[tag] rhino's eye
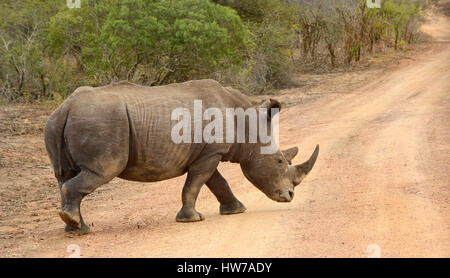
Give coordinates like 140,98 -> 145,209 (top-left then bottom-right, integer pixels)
278,159 -> 283,164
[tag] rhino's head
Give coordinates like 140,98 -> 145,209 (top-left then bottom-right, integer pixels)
240,99 -> 319,202
241,145 -> 319,202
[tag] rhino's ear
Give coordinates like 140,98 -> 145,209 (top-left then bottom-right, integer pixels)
282,146 -> 299,164
261,99 -> 281,120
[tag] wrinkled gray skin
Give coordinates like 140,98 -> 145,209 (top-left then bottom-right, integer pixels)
44,79 -> 319,234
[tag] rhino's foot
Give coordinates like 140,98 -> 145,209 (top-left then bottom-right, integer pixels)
176,208 -> 205,222
59,208 -> 81,229
220,200 -> 246,215
65,223 -> 91,235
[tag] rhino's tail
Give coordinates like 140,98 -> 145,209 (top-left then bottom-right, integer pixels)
44,101 -> 77,185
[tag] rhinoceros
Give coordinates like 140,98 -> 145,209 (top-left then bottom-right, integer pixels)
44,79 -> 319,234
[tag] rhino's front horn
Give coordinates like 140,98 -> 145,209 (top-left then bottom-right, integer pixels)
296,144 -> 319,175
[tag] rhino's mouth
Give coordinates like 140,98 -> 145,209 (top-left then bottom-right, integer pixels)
267,189 -> 294,202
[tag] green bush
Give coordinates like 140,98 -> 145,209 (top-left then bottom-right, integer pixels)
47,0 -> 250,85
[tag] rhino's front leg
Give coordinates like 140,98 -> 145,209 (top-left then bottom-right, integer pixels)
206,170 -> 246,215
176,154 -> 221,222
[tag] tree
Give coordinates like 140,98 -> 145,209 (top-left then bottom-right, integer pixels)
0,0 -> 63,101
383,0 -> 420,50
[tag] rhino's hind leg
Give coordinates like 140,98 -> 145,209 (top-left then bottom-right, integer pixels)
206,170 -> 246,215
59,169 -> 112,231
55,99 -> 129,232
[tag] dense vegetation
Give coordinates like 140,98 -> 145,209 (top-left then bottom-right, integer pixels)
0,0 -> 435,102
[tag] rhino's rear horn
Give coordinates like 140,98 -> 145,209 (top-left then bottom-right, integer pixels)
296,144 -> 319,175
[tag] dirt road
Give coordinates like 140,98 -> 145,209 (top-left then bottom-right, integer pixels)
1,6 -> 449,258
